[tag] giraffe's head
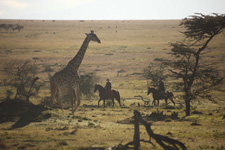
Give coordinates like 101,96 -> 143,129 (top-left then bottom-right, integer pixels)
86,30 -> 101,43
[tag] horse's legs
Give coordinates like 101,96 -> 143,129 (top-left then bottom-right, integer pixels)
98,99 -> 101,108
117,99 -> 121,107
115,92 -> 121,107
165,98 -> 168,105
98,99 -> 104,107
170,98 -> 175,106
103,90 -> 121,108
103,99 -> 106,108
152,99 -> 155,106
111,98 -> 115,107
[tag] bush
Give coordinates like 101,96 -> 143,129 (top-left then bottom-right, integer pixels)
79,72 -> 99,99
3,60 -> 42,101
143,63 -> 168,87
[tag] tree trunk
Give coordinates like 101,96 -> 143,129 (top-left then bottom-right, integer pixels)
185,100 -> 191,116
133,110 -> 186,150
184,87 -> 191,116
133,115 -> 140,150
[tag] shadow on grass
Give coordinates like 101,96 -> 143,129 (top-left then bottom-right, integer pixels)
0,99 -> 50,129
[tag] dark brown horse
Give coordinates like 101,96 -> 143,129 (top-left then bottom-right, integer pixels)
147,87 -> 176,106
94,84 -> 121,107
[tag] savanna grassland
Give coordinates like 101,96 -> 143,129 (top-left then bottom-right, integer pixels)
0,19 -> 225,150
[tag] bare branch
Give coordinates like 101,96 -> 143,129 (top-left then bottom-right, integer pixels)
134,110 -> 186,150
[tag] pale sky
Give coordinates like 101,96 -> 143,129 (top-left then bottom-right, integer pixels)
0,0 -> 224,20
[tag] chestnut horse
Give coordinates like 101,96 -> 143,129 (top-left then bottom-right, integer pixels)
94,84 -> 121,107
147,87 -> 176,106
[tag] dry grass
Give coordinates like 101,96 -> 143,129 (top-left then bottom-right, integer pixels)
0,19 -> 225,150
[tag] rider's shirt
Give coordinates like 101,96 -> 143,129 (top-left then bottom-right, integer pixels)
105,81 -> 111,91
159,80 -> 165,92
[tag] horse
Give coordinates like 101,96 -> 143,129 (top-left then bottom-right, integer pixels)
94,84 -> 121,107
147,87 -> 176,106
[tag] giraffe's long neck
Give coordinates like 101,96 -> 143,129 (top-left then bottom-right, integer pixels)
68,36 -> 90,70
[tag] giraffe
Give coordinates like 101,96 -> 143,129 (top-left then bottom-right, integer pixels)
50,30 -> 101,115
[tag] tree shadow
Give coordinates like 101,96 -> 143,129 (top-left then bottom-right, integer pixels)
0,99 -> 50,130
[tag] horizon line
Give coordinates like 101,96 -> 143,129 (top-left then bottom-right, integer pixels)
0,18 -> 182,21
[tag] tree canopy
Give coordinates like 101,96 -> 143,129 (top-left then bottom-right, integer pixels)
181,13 -> 225,41
157,13 -> 225,116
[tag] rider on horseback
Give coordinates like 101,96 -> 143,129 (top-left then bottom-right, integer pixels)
105,79 -> 112,98
158,77 -> 167,98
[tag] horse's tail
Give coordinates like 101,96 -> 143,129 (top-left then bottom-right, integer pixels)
167,91 -> 177,106
113,90 -> 121,107
174,96 -> 178,101
169,91 -> 178,100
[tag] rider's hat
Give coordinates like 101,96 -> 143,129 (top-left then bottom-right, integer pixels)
106,79 -> 110,81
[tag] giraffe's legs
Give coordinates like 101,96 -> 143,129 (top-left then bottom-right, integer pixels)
73,86 -> 80,115
50,82 -> 57,109
69,89 -> 75,113
56,89 -> 65,109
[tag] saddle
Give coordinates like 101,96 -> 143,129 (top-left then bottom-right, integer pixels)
105,90 -> 113,98
159,91 -> 168,99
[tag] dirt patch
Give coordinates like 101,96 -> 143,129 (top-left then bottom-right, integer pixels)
117,116 -> 135,124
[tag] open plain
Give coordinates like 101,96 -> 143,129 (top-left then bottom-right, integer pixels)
0,19 -> 225,150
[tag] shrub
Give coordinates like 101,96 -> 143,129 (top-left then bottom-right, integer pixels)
3,60 -> 42,101
79,72 -> 99,99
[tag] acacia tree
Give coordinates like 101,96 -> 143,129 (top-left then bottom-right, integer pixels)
144,62 -> 167,87
165,13 -> 225,116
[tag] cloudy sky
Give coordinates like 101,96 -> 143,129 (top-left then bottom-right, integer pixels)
0,0 -> 224,20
